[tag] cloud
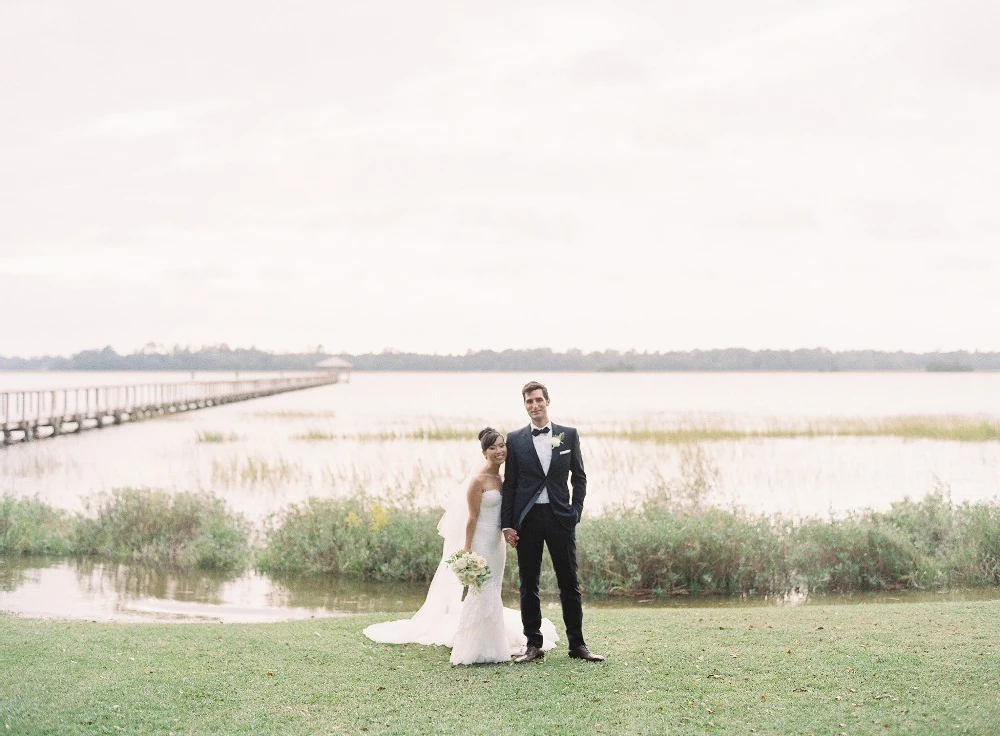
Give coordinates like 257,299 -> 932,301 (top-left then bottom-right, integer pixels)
61,101 -> 231,142
0,0 -> 998,355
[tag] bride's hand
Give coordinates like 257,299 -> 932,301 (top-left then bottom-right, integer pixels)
503,529 -> 519,548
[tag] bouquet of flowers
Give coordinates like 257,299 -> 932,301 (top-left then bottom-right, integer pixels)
445,550 -> 491,591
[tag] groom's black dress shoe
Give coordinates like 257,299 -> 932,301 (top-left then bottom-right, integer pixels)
568,645 -> 605,662
514,645 -> 545,663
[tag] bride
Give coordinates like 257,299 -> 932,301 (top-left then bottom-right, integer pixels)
363,427 -> 557,664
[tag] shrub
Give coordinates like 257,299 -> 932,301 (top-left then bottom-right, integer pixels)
953,502 -> 1000,586
0,495 -> 77,555
577,508 -> 789,596
75,488 -> 251,570
789,517 -> 933,591
258,497 -> 442,581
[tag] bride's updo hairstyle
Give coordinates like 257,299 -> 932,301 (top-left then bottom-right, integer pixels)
478,427 -> 501,452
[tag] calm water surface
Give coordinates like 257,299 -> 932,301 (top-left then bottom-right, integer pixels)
2,370 -> 999,620
4,556 -> 999,624
2,371 -> 998,518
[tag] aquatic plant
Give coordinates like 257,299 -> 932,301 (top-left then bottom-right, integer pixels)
594,415 -> 1000,444
75,488 -> 251,570
317,416 -> 1000,444
210,455 -> 304,485
292,429 -> 339,441
257,496 -> 441,581
0,495 -> 77,555
577,508 -> 790,597
5,488 -> 1000,596
195,430 -> 243,443
252,410 -> 337,419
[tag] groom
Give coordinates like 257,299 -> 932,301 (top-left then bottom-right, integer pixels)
501,381 -> 604,662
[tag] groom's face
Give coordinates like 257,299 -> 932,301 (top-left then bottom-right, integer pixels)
523,389 -> 550,426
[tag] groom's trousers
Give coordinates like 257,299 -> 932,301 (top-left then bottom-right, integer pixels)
517,503 -> 584,650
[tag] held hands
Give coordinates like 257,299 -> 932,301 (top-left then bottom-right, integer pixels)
503,529 -> 519,548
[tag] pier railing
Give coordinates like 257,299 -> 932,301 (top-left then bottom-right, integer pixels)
1,374 -> 339,444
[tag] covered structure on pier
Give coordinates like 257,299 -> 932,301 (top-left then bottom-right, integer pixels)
315,356 -> 353,383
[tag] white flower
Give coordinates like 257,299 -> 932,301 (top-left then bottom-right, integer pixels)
445,550 -> 491,591
550,432 -> 565,448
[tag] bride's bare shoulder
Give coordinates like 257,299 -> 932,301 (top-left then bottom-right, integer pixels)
467,473 -> 492,492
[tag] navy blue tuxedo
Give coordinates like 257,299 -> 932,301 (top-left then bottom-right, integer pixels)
500,423 -> 587,531
501,422 -> 588,650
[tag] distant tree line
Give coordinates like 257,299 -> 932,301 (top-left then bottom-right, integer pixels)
1,345 -> 998,372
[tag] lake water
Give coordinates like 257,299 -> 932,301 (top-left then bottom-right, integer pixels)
2,370 -> 998,519
2,370 -> 999,621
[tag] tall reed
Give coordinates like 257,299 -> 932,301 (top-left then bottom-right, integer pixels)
0,495 -> 77,555
257,497 -> 442,581
75,489 -> 251,570
5,489 -> 1000,596
195,430 -> 243,443
577,508 -> 790,596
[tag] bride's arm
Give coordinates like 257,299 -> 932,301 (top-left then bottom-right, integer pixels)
463,477 -> 483,552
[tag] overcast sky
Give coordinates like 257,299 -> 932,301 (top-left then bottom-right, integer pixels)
2,0 -> 997,357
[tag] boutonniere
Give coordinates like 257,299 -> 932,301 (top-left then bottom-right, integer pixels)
550,432 -> 565,448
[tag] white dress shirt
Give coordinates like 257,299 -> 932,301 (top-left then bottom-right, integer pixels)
531,422 -> 553,504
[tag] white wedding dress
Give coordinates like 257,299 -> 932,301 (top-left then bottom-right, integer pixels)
363,488 -> 557,664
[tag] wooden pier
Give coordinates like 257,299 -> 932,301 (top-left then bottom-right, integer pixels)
1,374 -> 339,445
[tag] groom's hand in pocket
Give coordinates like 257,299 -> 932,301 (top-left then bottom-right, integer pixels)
503,529 -> 519,548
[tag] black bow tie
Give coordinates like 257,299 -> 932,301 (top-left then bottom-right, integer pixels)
531,427 -> 550,436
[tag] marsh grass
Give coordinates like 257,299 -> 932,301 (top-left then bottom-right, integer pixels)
0,495 -> 77,555
256,480 -> 1000,597
362,427 -> 480,442
578,509 -> 790,597
257,497 -> 442,581
296,425 -> 484,442
252,410 -> 337,419
292,429 -> 338,441
581,483 -> 1000,597
211,455 -> 304,485
0,452 -> 67,477
320,416 -> 1000,444
595,415 -> 1000,443
76,489 -> 251,570
791,491 -> 1000,592
862,416 -> 1000,442
5,485 -> 1000,595
195,430 -> 243,443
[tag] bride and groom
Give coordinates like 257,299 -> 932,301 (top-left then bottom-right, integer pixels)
364,381 -> 604,664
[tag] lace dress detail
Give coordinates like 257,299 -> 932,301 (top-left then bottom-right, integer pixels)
450,490 -> 556,664
365,489 -> 557,663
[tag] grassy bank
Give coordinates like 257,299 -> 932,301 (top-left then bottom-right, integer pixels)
4,490 -> 1000,596
1,602 -> 998,735
1,490 -> 250,570
257,492 -> 1000,596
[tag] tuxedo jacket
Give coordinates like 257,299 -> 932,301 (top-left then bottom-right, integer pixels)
500,423 -> 587,531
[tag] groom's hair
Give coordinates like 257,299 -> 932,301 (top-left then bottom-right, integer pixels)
521,381 -> 549,401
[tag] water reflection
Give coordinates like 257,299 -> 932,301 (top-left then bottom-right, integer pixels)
2,557 -> 999,623
0,557 -> 338,623
80,558 -> 246,608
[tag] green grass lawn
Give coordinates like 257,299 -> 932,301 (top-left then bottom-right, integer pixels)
2,601 -> 998,735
